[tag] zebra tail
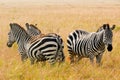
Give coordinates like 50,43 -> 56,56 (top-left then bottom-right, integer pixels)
56,36 -> 65,62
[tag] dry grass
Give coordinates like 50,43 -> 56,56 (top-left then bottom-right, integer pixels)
0,1 -> 120,80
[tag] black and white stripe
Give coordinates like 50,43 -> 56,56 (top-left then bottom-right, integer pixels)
7,23 -> 29,62
27,35 -> 61,64
25,23 -> 65,63
7,23 -> 62,64
25,23 -> 41,36
67,24 -> 115,65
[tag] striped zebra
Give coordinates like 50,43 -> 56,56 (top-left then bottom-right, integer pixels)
7,23 -> 62,64
25,23 -> 65,63
67,24 -> 115,65
25,23 -> 41,36
7,23 -> 28,62
6,23 -> 41,62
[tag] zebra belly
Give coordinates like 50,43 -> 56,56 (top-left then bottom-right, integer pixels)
73,39 -> 89,57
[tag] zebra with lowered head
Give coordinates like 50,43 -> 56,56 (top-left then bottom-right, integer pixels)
7,23 -> 63,64
25,23 -> 65,63
67,24 -> 115,65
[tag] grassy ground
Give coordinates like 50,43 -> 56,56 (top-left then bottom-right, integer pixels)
0,1 -> 120,80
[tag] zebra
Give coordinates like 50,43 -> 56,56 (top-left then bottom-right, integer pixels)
7,23 -> 62,64
7,23 -> 29,62
6,23 -> 41,62
25,23 -> 65,63
67,24 -> 115,65
25,23 -> 41,36
6,23 -> 43,62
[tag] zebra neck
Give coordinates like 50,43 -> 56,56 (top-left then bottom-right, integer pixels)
96,32 -> 105,48
17,36 -> 31,53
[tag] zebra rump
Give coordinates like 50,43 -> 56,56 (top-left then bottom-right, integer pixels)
25,23 -> 65,63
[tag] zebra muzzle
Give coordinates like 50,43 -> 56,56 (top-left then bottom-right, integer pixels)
7,42 -> 13,47
107,44 -> 113,52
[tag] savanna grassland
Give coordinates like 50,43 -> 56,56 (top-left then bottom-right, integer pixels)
0,0 -> 120,80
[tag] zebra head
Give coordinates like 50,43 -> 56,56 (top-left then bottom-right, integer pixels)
7,23 -> 16,47
25,23 -> 41,36
102,24 -> 115,51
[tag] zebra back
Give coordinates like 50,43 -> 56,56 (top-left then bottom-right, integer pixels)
67,30 -> 89,53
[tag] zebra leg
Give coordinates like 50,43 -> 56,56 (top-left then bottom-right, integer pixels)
48,58 -> 56,65
36,60 -> 46,66
41,61 -> 46,66
21,53 -> 28,62
58,56 -> 65,66
60,51 -> 65,62
89,56 -> 94,65
75,55 -> 82,63
57,51 -> 65,65
96,54 -> 103,66
30,59 -> 35,65
69,53 -> 75,64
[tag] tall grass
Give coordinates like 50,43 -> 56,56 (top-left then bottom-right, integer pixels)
0,2 -> 120,80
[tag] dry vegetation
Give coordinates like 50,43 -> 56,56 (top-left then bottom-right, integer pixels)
0,0 -> 120,80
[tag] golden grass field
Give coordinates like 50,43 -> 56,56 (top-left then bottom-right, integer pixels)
0,0 -> 120,80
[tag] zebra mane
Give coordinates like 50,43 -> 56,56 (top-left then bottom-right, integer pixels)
25,23 -> 41,35
25,23 -> 40,31
10,23 -> 29,35
96,26 -> 103,32
29,24 -> 39,29
29,24 -> 41,33
28,33 -> 60,44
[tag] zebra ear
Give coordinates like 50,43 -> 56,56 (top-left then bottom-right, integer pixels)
25,23 -> 29,29
111,25 -> 115,30
106,24 -> 110,29
35,24 -> 37,26
9,23 -> 13,29
103,24 -> 106,29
